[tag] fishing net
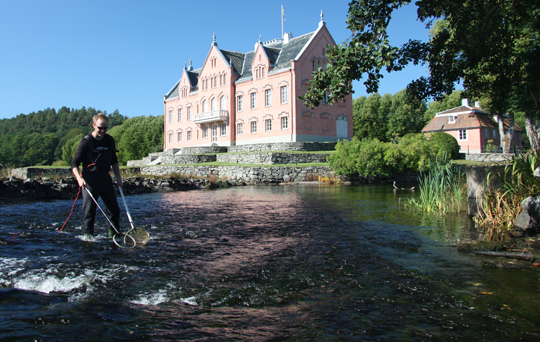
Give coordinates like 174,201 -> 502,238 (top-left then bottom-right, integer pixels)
126,228 -> 150,246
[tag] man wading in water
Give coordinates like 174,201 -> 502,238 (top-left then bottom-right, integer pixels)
71,113 -> 123,239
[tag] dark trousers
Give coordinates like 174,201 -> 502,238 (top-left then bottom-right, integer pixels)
81,173 -> 120,235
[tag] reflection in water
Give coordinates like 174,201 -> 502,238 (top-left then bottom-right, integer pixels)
0,184 -> 539,341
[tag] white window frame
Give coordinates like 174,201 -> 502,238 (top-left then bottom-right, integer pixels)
177,131 -> 182,142
169,110 -> 172,124
251,121 -> 257,133
281,116 -> 288,130
281,86 -> 287,104
203,100 -> 208,113
265,119 -> 272,132
178,108 -> 182,122
212,124 -> 218,142
251,93 -> 256,110
237,95 -> 243,111
187,107 -> 191,121
220,96 -> 226,110
449,115 -> 457,123
220,123 -> 226,136
237,123 -> 243,135
458,129 -> 467,141
187,131 -> 192,141
265,89 -> 271,107
168,133 -> 172,143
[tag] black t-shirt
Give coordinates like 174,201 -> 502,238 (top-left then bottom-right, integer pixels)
71,134 -> 118,176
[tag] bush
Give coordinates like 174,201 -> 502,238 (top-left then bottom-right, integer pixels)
429,132 -> 460,159
329,133 -> 452,178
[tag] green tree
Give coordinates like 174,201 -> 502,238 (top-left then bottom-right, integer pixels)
62,134 -> 84,165
300,0 -> 540,151
109,115 -> 163,165
352,89 -> 427,141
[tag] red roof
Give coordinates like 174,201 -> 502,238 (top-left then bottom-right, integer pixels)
422,105 -> 522,132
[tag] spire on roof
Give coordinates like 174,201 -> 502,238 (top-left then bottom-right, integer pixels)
188,58 -> 193,71
319,10 -> 325,28
212,32 -> 217,46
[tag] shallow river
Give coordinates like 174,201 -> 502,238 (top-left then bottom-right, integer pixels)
0,184 -> 539,341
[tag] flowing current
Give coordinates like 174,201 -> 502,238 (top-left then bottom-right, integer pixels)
0,185 -> 539,341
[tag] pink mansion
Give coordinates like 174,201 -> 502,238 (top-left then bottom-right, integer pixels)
163,13 -> 353,150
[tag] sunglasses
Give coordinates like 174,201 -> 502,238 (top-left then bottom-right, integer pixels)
96,126 -> 108,131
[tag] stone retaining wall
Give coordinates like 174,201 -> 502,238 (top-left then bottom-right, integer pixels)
10,167 -> 73,180
128,151 -> 331,166
180,146 -> 228,154
465,153 -> 515,162
139,165 -> 342,184
10,165 -> 345,184
228,142 -> 337,152
216,152 -> 329,165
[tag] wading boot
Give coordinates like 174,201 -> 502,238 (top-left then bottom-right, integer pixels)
108,227 -> 117,238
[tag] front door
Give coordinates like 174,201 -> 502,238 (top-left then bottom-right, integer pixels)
212,124 -> 218,142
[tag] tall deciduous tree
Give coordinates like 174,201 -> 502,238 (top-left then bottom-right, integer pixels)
352,89 -> 426,141
300,0 -> 540,151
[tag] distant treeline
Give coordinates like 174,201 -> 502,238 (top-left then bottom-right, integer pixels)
0,107 -> 163,168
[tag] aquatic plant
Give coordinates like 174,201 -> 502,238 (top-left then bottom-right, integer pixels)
474,150 -> 540,240
407,153 -> 466,213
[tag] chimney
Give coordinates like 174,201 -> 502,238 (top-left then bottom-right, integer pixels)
462,99 -> 469,106
283,32 -> 293,43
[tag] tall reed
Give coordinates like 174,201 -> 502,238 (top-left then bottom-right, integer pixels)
474,150 -> 540,239
407,153 -> 466,213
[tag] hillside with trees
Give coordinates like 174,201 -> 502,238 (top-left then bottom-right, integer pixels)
0,107 -> 163,168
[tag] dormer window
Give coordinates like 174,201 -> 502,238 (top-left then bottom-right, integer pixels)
255,66 -> 265,79
449,115 -> 457,123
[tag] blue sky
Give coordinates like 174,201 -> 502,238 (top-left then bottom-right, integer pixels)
0,0 -> 432,120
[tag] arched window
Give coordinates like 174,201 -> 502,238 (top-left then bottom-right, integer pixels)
211,98 -> 217,111
220,96 -> 226,110
203,100 -> 208,113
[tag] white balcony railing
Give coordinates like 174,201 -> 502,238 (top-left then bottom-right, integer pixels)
193,110 -> 229,124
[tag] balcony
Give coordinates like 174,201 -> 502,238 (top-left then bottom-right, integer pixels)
193,110 -> 229,124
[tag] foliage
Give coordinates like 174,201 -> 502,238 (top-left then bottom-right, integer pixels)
108,115 -> 163,165
423,90 -> 463,122
352,89 -> 427,141
407,153 -> 466,213
62,134 -> 85,164
428,132 -> 460,159
328,133 -> 444,178
299,0 -> 539,149
475,150 -> 540,238
0,107 -> 128,167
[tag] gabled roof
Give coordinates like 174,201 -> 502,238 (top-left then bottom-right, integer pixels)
422,106 -> 523,132
220,50 -> 245,75
273,32 -> 314,71
164,80 -> 179,100
165,23 -> 321,93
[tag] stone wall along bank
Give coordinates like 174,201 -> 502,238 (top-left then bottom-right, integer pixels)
139,165 -> 344,184
465,153 -> 515,162
127,142 -> 337,166
10,165 -> 346,185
